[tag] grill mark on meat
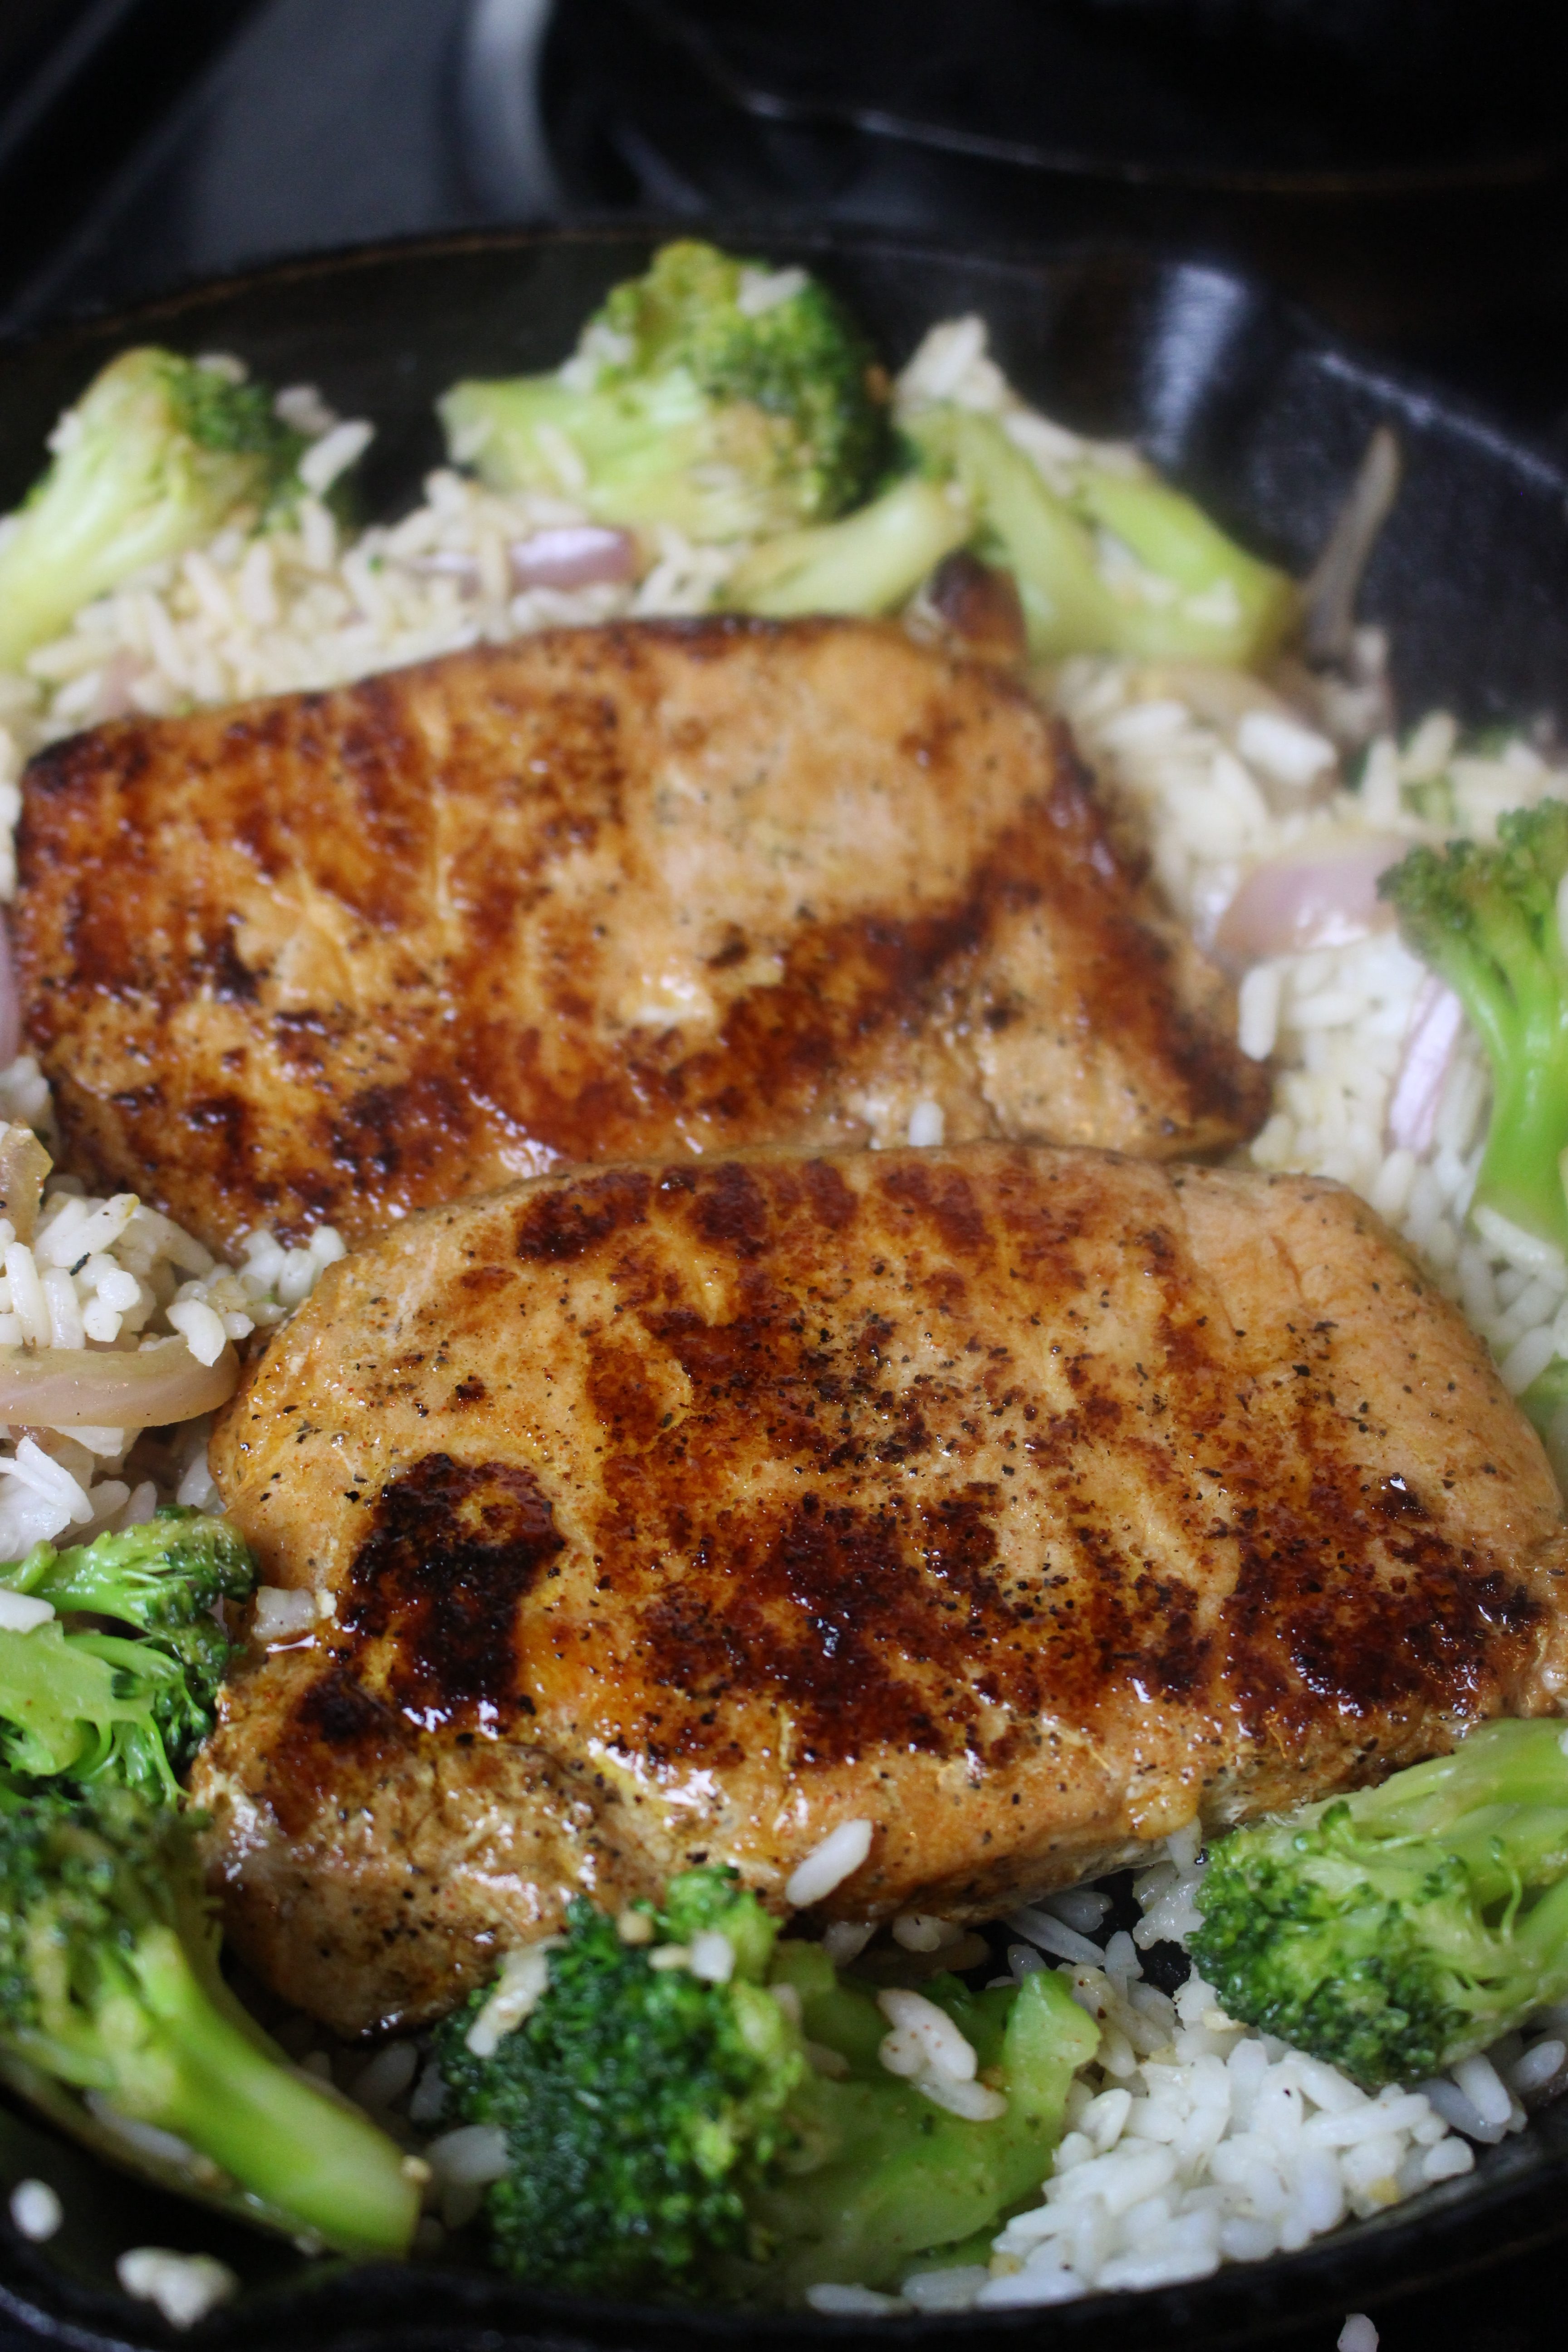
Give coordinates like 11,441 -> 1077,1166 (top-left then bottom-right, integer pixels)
304,1456 -> 565,1752
647,787 -> 1254,1159
270,1667 -> 409,1836
190,1143 -> 1568,2035
330,1073 -> 479,1191
1222,1487 -> 1540,1730
568,1155 -> 1541,1765
690,1160 -> 770,1257
207,921 -> 262,1004
514,1166 -> 654,1261
15,622 -> 1266,1252
876,1156 -> 992,1266
445,804 -> 1115,1169
635,1483 -> 1033,1769
1042,1202 -> 1545,1734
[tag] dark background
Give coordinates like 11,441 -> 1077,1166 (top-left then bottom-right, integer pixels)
1,2 -> 1566,2344
5,0 -> 1568,447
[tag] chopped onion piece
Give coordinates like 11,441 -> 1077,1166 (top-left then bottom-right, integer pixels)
1386,977 -> 1465,1156
510,526 -> 637,591
0,912 -> 17,1068
0,1336 -> 238,1429
1214,835 -> 1406,970
1302,426 -> 1402,666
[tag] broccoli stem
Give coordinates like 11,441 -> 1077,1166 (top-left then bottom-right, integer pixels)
902,407 -> 1294,666
1326,1718 -> 1568,1881
1379,807 -> 1568,1259
1071,465 -> 1296,656
1522,1357 -> 1568,1492
0,1788 -> 419,2258
94,1922 -> 419,2258
908,410 -> 1122,659
1421,861 -> 1568,1253
724,476 -> 971,617
748,1953 -> 1096,2296
1470,964 -> 1568,1256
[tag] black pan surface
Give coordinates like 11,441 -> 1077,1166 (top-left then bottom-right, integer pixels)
1,224 -> 1567,2351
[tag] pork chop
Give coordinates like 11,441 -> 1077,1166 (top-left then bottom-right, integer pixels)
190,1141 -> 1568,2038
15,619 -> 1265,1254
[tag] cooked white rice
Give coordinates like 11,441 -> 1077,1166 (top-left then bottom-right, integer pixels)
861,1840 -> 1568,2312
0,1097 -> 343,1552
2,318 -> 1565,2304
1057,659 -> 1568,1403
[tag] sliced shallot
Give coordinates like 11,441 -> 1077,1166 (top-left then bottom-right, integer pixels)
1302,425 -> 1402,666
85,647 -> 149,725
510,526 -> 637,591
410,550 -> 480,583
0,910 -> 18,1068
1386,975 -> 1465,1156
1214,834 -> 1406,970
0,1335 -> 239,1429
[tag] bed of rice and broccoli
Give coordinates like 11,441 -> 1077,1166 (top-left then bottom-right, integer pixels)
1,238 -> 1568,2324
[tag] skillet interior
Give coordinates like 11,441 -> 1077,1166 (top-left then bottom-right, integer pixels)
2,222 -> 1568,2352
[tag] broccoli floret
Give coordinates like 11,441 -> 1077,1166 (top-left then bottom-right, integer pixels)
0,348 -> 306,670
435,1867 -> 802,2295
739,1944 -> 1096,2300
11,1504 -> 252,1619
724,474 -> 971,617
1190,1717 -> 1568,2086
438,240 -> 888,543
901,406 -> 1295,666
434,1867 -> 1095,2303
12,1505 -> 254,1631
0,1780 -> 418,2255
0,1508 -> 256,1800
1378,801 -> 1568,1256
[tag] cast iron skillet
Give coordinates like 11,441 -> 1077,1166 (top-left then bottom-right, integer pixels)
2,225 -> 1568,2351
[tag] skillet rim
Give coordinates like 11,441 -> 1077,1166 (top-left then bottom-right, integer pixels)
1,216 -> 1568,2350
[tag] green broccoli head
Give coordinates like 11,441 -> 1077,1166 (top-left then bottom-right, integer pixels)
438,240 -> 888,543
17,1506 -> 255,1632
594,240 -> 887,524
435,1866 -> 802,2296
0,1781 -> 418,2255
435,1868 -> 1098,2304
0,348 -> 307,670
1379,799 -> 1568,1256
0,1509 -> 257,1798
1191,1718 -> 1568,2085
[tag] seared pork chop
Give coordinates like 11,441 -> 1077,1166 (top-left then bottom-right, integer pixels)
15,620 -> 1264,1254
191,1142 -> 1568,2038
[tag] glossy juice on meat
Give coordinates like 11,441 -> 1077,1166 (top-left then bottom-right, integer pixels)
191,1142 -> 1568,2037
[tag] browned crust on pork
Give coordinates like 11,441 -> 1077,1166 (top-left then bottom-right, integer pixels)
15,619 -> 1265,1253
191,1142 -> 1568,2036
